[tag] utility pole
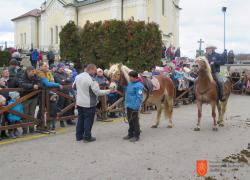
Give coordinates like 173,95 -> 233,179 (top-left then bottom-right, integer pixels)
197,38 -> 204,56
121,0 -> 124,21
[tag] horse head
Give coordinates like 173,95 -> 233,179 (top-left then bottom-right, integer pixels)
107,63 -> 131,89
195,56 -> 213,82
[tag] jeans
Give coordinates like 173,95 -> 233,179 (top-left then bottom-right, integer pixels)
31,60 -> 38,69
127,108 -> 140,138
213,72 -> 224,99
76,106 -> 96,140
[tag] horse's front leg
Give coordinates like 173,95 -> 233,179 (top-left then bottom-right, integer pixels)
151,103 -> 162,128
212,102 -> 218,131
194,101 -> 202,131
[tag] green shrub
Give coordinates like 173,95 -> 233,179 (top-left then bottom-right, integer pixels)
0,51 -> 11,67
60,20 -> 162,71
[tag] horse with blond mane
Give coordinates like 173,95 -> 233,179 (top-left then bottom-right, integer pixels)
194,56 -> 231,131
107,64 -> 175,128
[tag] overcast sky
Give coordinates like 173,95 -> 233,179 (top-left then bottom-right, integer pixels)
0,0 -> 249,57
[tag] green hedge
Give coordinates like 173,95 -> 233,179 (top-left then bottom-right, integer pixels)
60,20 -> 162,71
0,51 -> 11,67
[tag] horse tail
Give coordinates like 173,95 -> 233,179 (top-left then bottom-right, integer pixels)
163,77 -> 175,122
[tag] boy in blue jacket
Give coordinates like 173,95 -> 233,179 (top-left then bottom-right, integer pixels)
124,71 -> 144,142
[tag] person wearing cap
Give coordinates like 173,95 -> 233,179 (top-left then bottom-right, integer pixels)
20,66 -> 41,134
205,44 -> 226,101
74,64 -> 113,142
8,59 -> 24,87
123,70 -> 144,142
95,68 -> 109,86
54,63 -> 74,127
69,62 -> 78,81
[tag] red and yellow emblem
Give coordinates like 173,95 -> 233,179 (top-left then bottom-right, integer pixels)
196,160 -> 208,176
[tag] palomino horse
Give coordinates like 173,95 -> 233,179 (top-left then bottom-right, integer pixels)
195,56 -> 231,131
107,64 -> 175,128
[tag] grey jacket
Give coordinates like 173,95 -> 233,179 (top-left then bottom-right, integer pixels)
74,72 -> 110,107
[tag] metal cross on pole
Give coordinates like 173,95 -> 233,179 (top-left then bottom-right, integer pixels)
197,38 -> 204,56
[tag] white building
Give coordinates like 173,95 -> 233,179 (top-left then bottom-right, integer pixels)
12,0 -> 181,51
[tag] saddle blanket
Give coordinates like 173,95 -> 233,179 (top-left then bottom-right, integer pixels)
142,76 -> 160,92
152,77 -> 160,91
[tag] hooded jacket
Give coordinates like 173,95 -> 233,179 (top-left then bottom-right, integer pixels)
125,80 -> 144,110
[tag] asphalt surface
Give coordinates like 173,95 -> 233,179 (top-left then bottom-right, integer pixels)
0,95 -> 250,180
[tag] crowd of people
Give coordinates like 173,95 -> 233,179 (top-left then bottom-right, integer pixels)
0,57 -> 79,140
0,44 -> 248,142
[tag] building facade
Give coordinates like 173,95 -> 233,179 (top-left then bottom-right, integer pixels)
12,0 -> 181,51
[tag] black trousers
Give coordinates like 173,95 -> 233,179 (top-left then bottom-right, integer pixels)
127,108 -> 140,138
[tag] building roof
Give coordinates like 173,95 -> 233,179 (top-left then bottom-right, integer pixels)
11,9 -> 41,21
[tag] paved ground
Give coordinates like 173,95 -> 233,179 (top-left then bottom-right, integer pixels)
0,95 -> 250,180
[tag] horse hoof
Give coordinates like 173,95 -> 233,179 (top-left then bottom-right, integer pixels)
151,125 -> 158,128
213,127 -> 218,131
167,125 -> 173,128
194,127 -> 200,131
219,123 -> 224,127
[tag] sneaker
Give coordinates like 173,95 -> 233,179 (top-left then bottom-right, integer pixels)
60,121 -> 65,127
123,135 -> 133,140
83,137 -> 96,143
129,137 -> 139,142
8,131 -> 16,139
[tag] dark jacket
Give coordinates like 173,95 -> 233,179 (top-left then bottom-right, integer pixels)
20,73 -> 41,98
47,51 -> 55,61
8,66 -> 24,86
207,52 -> 225,73
54,71 -> 72,93
54,71 -> 72,85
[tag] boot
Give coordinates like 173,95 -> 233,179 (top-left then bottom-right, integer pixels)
123,135 -> 133,140
22,128 -> 28,135
66,120 -> 75,125
8,130 -> 16,139
29,127 -> 34,134
14,129 -> 21,137
60,121 -> 65,127
1,131 -> 8,139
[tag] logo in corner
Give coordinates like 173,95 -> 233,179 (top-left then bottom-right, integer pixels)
196,160 -> 208,177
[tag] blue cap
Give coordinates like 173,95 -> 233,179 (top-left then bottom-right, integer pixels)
57,63 -> 65,69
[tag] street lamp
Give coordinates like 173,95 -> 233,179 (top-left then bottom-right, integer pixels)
222,7 -> 227,51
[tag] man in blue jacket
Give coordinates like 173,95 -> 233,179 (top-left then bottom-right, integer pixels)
31,49 -> 39,69
206,45 -> 226,101
124,71 -> 144,142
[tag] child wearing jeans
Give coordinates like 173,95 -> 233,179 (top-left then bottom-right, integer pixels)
7,91 -> 24,139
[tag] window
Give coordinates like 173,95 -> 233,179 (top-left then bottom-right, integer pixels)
51,28 -> 53,44
162,0 -> 165,16
24,33 -> 26,45
55,26 -> 58,44
20,33 -> 23,45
